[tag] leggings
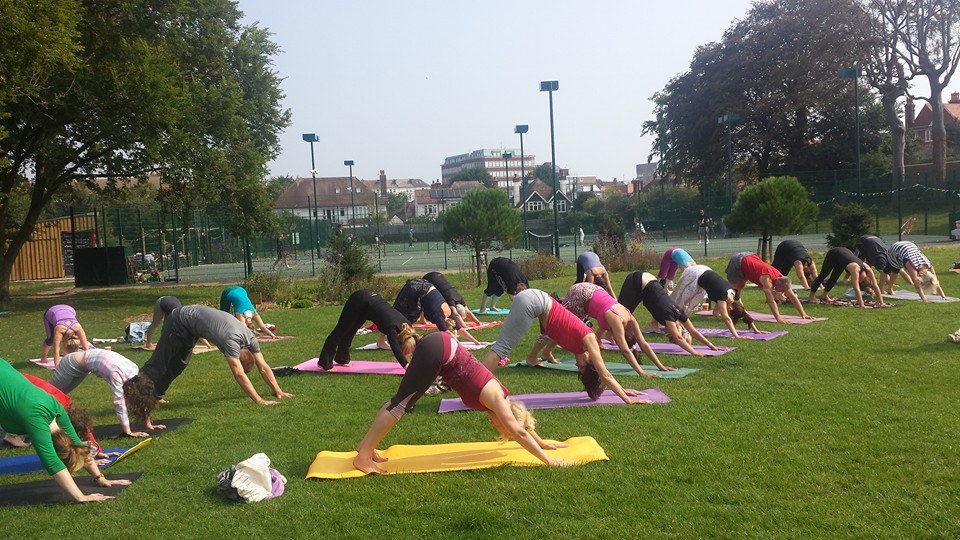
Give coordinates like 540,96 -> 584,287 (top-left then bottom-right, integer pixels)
140,309 -> 199,397
386,331 -> 451,418
49,353 -> 89,394
145,296 -> 181,345
657,248 -> 694,281
319,290 -> 381,367
491,289 -> 551,358
810,252 -> 859,294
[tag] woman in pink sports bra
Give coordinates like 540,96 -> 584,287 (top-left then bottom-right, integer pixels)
41,304 -> 91,368
352,331 -> 573,475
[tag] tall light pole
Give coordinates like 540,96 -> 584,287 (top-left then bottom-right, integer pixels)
503,151 -> 513,206
839,66 -> 863,203
374,190 -> 381,270
302,133 -> 320,256
717,113 -> 740,209
344,160 -> 356,233
515,125 -> 529,250
540,80 -> 560,258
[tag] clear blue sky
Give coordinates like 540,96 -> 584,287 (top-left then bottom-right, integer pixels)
238,0 -> 756,183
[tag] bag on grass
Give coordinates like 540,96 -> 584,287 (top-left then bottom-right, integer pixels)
216,453 -> 286,503
125,322 -> 150,343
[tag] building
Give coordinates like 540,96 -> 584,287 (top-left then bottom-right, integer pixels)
441,148 -> 536,183
361,170 -> 428,202
519,179 -> 573,214
274,176 -> 384,225
906,93 -> 960,145
413,182 -> 485,218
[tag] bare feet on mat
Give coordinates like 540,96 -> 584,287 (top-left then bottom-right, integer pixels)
354,454 -> 387,475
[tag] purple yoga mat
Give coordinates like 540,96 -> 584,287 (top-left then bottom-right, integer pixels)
292,358 -> 406,376
695,310 -> 827,324
661,327 -> 787,341
601,339 -> 733,356
437,387 -> 671,413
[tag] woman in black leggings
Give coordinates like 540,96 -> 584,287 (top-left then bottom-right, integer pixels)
423,271 -> 482,326
808,247 -> 887,308
318,290 -> 418,369
393,278 -> 481,344
479,257 -> 529,313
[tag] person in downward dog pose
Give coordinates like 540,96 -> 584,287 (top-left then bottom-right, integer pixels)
807,247 -> 887,308
656,248 -> 697,291
423,271 -> 483,326
40,304 -> 92,368
478,257 -> 529,313
392,278 -> 481,345
479,289 -> 650,404
143,296 -> 212,350
526,282 -> 675,377
771,240 -> 818,290
670,264 -> 766,338
319,289 -> 419,369
352,331 -> 573,474
219,286 -> 278,339
616,272 -> 721,356
884,240 -> 946,302
724,252 -> 813,323
574,251 -> 616,297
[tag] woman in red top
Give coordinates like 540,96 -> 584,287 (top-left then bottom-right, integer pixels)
725,252 -> 812,323
353,331 -> 572,474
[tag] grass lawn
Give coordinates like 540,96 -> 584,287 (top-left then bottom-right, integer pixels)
2,248 -> 960,538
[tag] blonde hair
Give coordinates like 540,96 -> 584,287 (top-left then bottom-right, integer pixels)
53,430 -> 91,473
917,269 -> 939,294
63,335 -> 82,354
498,401 -> 537,442
397,323 -> 419,354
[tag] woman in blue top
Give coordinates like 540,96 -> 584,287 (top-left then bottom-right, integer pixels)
219,286 -> 278,338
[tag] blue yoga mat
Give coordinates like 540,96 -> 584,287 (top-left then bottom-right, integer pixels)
0,446 -> 128,476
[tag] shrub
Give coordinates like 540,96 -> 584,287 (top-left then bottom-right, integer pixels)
826,203 -> 872,250
593,217 -> 626,258
519,253 -> 565,280
290,299 -> 313,309
600,241 -> 661,273
323,235 -> 376,283
244,272 -> 283,302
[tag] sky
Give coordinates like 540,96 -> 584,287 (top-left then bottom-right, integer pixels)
238,0 -> 757,183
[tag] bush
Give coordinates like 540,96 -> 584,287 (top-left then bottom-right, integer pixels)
826,203 -> 872,250
290,299 -> 313,309
594,217 -> 626,258
323,235 -> 376,283
519,253 -> 565,280
600,239 -> 661,273
244,272 -> 283,302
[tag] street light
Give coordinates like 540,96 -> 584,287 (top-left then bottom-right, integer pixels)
838,66 -> 863,203
503,152 -> 513,206
717,113 -> 740,209
515,125 -> 529,250
301,133 -> 320,256
344,160 -> 356,233
540,80 -> 560,258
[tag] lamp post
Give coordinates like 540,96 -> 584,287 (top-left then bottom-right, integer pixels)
838,67 -> 863,203
344,160 -> 356,233
374,190 -> 382,270
540,80 -> 560,258
515,125 -> 529,250
717,113 -> 740,209
302,133 -> 320,256
503,151 -> 513,206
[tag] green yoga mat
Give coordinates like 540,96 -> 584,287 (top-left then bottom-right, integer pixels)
510,359 -> 698,378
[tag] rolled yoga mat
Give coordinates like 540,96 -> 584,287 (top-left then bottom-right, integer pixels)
694,310 -> 827,324
0,472 -> 142,508
92,418 -> 192,440
510,359 -> 698,378
438,387 -> 671,413
306,436 -> 607,479
292,358 -> 405,376
0,438 -> 153,476
601,339 -> 734,356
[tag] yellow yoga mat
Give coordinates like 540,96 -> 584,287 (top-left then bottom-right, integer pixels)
112,437 -> 154,465
306,436 -> 608,479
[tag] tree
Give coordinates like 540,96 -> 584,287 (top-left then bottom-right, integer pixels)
449,166 -> 494,187
534,163 -> 558,186
440,189 -> 520,284
894,0 -> 960,185
726,176 -> 818,259
826,203 -> 873,249
0,0 -> 290,302
386,192 -> 409,216
265,174 -> 296,201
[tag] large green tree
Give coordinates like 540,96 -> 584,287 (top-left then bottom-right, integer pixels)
0,0 -> 290,302
726,176 -> 818,259
440,189 -> 520,284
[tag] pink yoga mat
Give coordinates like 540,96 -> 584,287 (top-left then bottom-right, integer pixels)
601,340 -> 734,356
356,341 -> 493,351
292,358 -> 406,376
438,387 -> 671,413
648,326 -> 787,341
29,358 -> 55,370
694,310 -> 827,324
410,321 -> 502,330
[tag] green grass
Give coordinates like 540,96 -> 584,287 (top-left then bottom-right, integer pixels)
3,250 -> 960,538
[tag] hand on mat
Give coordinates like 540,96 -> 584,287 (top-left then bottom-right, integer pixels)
142,344 -> 156,350
79,493 -> 114,503
146,422 -> 166,431
540,441 -> 569,450
125,431 -> 150,438
99,478 -> 132,488
548,458 -> 576,467
640,371 -> 661,379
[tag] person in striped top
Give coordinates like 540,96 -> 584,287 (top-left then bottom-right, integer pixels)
885,241 -> 946,301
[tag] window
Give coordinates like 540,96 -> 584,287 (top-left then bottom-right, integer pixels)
340,208 -> 345,216
556,200 -> 567,213
529,201 -> 544,212
925,128 -> 932,142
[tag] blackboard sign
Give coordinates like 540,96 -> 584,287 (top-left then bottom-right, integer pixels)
61,231 -> 96,277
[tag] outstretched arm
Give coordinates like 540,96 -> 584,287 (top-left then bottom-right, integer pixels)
251,314 -> 277,338
681,320 -> 718,350
254,352 -> 293,399
226,356 -> 278,405
482,388 -> 571,466
793,260 -> 811,289
715,302 -> 741,338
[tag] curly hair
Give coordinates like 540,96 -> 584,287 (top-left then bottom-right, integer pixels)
64,404 -> 93,436
497,400 -> 538,442
578,363 -> 603,401
123,375 -> 158,423
53,430 -> 91,473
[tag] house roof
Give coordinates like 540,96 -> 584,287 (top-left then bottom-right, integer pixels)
523,179 -> 570,202
912,101 -> 960,129
275,177 -> 376,209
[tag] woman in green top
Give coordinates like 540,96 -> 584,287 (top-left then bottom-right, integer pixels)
0,361 -> 129,502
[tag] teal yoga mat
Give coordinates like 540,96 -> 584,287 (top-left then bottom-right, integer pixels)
510,359 -> 698,378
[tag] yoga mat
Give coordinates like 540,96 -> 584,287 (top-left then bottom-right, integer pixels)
356,341 -> 493,351
0,438 -> 152,476
471,308 -> 510,316
510,359 -> 698,378
411,321 -> 503,330
292,358 -> 405,376
695,310 -> 827,324
92,418 -> 193,440
306,436 -> 607,479
129,344 -> 220,354
438,387 -> 671,413
601,339 -> 733,356
257,335 -> 295,342
844,288 -> 958,303
665,327 -> 787,341
29,357 -> 55,370
0,472 -> 142,508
